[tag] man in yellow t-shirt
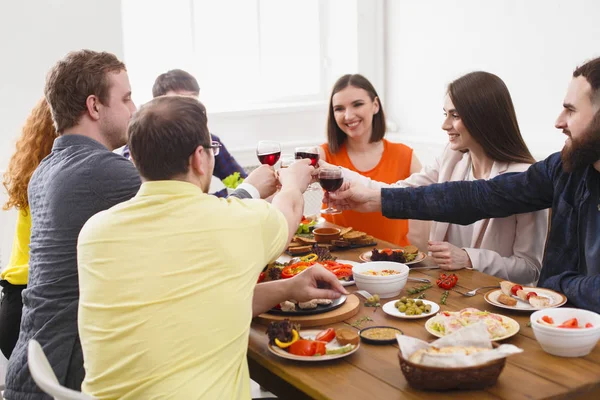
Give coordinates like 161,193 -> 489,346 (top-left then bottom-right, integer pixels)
77,95 -> 347,399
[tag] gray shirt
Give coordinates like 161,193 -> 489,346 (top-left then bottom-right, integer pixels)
5,135 -> 141,399
4,134 -> 252,400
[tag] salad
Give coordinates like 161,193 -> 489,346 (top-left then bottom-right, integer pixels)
296,216 -> 318,234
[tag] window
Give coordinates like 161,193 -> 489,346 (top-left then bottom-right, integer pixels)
121,0 -> 362,112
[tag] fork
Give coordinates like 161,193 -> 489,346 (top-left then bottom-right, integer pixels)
453,285 -> 500,297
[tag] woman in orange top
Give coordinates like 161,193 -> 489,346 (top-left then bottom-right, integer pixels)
319,74 -> 421,246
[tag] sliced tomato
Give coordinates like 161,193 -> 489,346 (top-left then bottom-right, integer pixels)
288,340 -> 316,356
541,315 -> 554,324
511,284 -> 524,296
558,318 -> 579,328
288,339 -> 328,356
382,248 -> 394,256
257,272 -> 266,284
585,322 -> 594,328
331,267 -> 353,280
315,328 -> 336,343
526,291 -> 538,300
313,341 -> 327,356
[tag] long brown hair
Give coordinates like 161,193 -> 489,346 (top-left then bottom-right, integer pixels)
3,98 -> 57,211
326,74 -> 386,153
448,72 -> 535,164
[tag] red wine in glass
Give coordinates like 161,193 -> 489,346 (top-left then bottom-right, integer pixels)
295,151 -> 319,167
257,151 -> 281,166
319,177 -> 343,192
256,141 -> 281,166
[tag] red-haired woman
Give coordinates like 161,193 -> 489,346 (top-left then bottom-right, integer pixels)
1,98 -> 57,358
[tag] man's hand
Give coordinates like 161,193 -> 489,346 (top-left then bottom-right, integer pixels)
428,241 -> 473,270
244,165 -> 278,199
288,265 -> 349,302
327,181 -> 382,213
278,159 -> 314,193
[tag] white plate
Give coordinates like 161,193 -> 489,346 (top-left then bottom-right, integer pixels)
267,329 -> 360,361
424,312 -> 520,341
359,250 -> 427,265
382,299 -> 440,319
484,288 -> 567,311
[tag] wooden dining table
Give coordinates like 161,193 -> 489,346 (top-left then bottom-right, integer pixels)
247,226 -> 600,400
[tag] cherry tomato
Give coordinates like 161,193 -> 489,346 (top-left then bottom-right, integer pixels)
511,284 -> 523,296
526,291 -> 537,300
585,322 -> 594,328
315,328 -> 336,343
558,318 -> 579,328
541,315 -> 554,324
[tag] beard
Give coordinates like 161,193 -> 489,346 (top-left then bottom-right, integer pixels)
561,110 -> 600,172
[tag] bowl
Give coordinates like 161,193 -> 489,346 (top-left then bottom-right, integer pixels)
398,345 -> 506,391
312,227 -> 341,243
530,308 -> 600,357
359,326 -> 403,345
353,262 -> 409,298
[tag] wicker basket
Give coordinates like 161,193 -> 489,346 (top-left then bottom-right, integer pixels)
398,350 -> 506,391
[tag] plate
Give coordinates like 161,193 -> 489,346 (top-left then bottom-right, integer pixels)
359,250 -> 427,265
484,288 -> 567,311
382,299 -> 440,319
267,295 -> 347,316
424,312 -> 520,341
359,326 -> 403,344
268,329 -> 360,361
276,255 -> 357,287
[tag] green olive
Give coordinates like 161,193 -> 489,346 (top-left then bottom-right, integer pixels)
415,307 -> 423,315
415,300 -> 423,306
400,296 -> 408,302
405,308 -> 415,315
398,304 -> 407,312
373,294 -> 380,302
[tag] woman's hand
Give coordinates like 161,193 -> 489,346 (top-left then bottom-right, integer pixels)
427,241 -> 472,270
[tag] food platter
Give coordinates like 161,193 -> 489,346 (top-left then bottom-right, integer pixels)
425,310 -> 520,341
382,299 -> 440,320
359,250 -> 427,265
484,288 -> 567,311
267,295 -> 347,316
268,329 -> 360,361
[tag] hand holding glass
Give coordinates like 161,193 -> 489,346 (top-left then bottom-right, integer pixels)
295,146 -> 320,191
319,167 -> 343,215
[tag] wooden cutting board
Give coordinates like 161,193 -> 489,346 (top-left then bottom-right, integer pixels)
254,294 -> 360,328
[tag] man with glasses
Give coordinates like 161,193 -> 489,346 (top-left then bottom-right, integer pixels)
77,95 -> 346,399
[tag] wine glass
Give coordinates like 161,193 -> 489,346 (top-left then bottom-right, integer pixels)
257,141 -> 281,166
295,146 -> 320,191
319,167 -> 343,215
279,154 -> 295,169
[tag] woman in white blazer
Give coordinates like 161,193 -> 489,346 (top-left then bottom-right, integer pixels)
323,72 -> 548,285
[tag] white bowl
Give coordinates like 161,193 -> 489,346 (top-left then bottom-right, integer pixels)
352,261 -> 409,281
530,308 -> 600,357
353,262 -> 409,298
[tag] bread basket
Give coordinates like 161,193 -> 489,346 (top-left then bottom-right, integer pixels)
397,344 -> 506,391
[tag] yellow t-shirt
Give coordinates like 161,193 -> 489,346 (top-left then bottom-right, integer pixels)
1,208 -> 31,285
77,181 -> 288,400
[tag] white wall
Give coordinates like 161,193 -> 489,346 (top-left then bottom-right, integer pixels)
0,0 -> 124,266
385,0 -> 600,164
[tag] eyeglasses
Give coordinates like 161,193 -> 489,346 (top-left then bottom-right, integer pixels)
203,141 -> 221,156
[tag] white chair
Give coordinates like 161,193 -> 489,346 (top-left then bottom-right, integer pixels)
27,340 -> 95,400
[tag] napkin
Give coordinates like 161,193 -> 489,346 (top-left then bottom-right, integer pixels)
396,322 -> 523,367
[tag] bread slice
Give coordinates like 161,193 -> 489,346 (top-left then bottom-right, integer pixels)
497,293 -> 517,306
402,245 -> 419,255
343,231 -> 366,241
499,281 -> 516,296
295,236 -> 317,245
339,226 -> 353,236
287,245 -> 312,255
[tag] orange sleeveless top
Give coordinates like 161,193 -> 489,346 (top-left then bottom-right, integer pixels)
320,139 -> 413,246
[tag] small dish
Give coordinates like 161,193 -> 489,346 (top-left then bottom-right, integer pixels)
382,299 -> 440,319
359,326 -> 403,345
268,329 -> 360,361
313,227 -> 341,243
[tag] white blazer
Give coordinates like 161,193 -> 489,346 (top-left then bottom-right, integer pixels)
341,146 -> 548,285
